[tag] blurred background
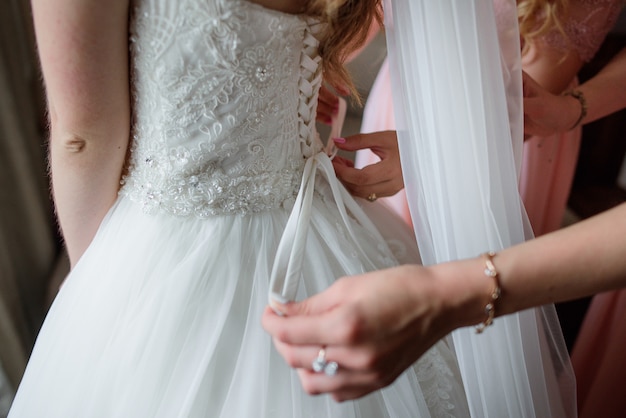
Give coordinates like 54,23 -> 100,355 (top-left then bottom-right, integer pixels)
0,1 -> 624,416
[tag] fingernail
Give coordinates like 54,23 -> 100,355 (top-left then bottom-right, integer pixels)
269,300 -> 286,316
332,137 -> 346,144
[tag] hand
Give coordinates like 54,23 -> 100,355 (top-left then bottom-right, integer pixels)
332,131 -> 404,199
317,84 -> 349,125
262,264 -> 459,401
523,71 -> 582,137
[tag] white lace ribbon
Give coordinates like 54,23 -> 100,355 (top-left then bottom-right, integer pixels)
268,151 -> 383,304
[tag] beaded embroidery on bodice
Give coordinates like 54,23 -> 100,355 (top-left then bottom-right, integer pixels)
122,0 -> 323,216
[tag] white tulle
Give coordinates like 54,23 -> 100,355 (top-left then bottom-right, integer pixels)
383,0 -> 576,416
11,197 -> 467,417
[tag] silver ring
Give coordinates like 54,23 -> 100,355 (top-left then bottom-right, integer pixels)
312,348 -> 339,376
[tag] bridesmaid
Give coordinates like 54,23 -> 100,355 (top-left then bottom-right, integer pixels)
346,0 -> 623,237
523,47 -> 626,418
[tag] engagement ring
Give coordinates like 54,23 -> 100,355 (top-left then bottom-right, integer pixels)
311,347 -> 339,376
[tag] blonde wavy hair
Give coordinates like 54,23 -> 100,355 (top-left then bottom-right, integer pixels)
517,0 -> 569,55
309,0 -> 571,95
305,0 -> 382,102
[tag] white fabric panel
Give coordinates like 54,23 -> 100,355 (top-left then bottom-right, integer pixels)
383,0 -> 576,416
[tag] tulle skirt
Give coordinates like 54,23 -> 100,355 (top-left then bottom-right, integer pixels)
9,192 -> 469,417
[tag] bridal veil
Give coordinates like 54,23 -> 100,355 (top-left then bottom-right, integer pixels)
383,0 -> 576,416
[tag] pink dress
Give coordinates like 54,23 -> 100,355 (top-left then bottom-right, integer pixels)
520,0 -> 623,236
357,1 -> 624,416
360,0 -> 622,236
573,290 -> 626,417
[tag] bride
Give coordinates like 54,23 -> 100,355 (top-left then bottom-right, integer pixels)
9,0 -> 575,416
9,0 -> 470,416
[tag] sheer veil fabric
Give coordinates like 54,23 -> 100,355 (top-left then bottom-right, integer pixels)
383,1 -> 576,416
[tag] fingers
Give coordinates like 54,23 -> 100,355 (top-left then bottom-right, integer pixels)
333,160 -> 404,199
334,83 -> 350,96
262,286 -> 349,346
317,85 -> 341,125
330,131 -> 404,199
272,336 -> 381,372
317,101 -> 337,125
297,368 -> 390,401
283,334 -> 431,400
271,339 -> 326,370
319,84 -> 340,107
262,306 -> 350,347
332,131 -> 397,153
332,155 -> 354,169
262,268 -> 436,401
290,346 -> 405,401
264,298 -> 396,400
267,320 -> 416,400
272,340 -> 395,400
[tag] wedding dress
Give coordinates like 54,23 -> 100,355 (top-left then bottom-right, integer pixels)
8,1 -> 470,416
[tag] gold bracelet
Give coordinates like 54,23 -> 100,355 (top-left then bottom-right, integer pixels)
475,251 -> 502,334
563,90 -> 588,130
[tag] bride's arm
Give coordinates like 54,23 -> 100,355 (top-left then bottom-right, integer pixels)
32,0 -> 131,267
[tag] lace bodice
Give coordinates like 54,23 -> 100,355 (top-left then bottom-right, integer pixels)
121,0 -> 323,216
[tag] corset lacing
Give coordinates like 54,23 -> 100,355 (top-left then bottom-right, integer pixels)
268,24 -> 387,304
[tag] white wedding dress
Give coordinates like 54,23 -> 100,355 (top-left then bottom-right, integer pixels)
9,1 -> 470,417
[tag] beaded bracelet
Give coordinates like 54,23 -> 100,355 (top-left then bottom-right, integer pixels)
475,251 -> 502,334
563,90 -> 588,130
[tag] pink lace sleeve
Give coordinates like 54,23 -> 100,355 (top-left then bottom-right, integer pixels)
545,0 -> 625,62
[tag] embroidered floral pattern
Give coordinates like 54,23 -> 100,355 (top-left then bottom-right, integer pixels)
122,0 -> 310,216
